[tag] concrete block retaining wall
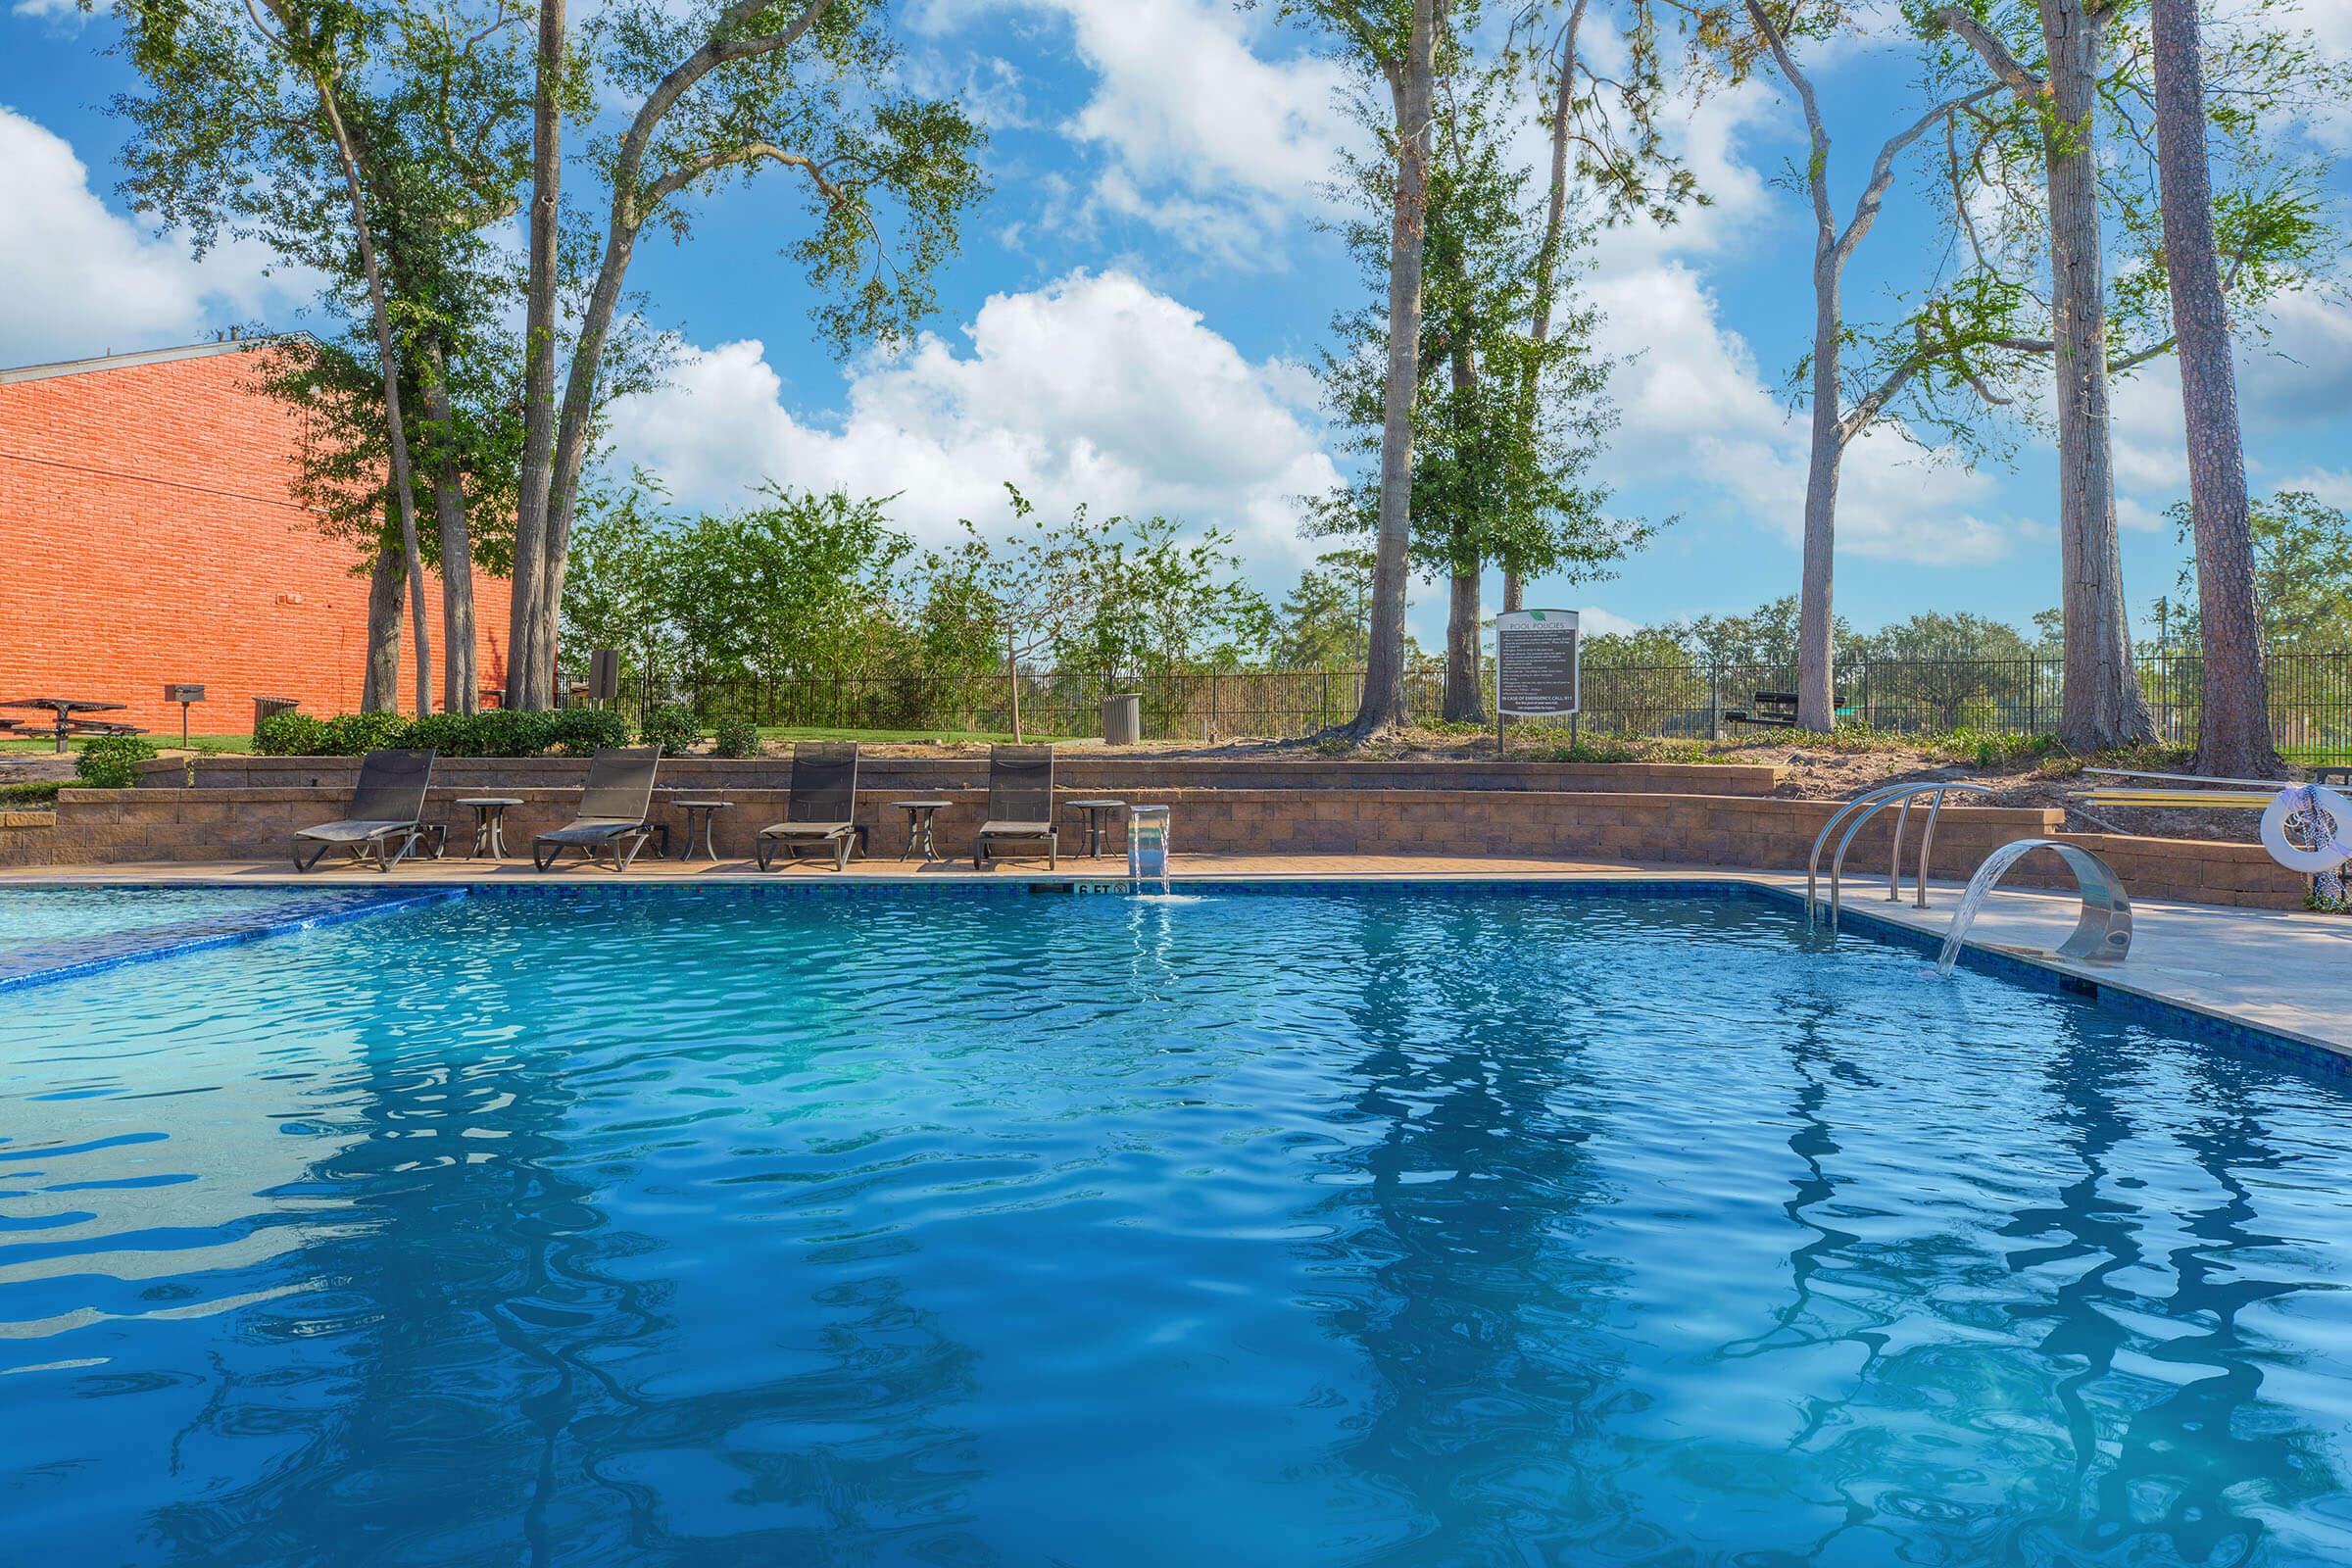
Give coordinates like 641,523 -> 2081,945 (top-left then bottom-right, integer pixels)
28,779 -> 2313,907
145,755 -> 1792,797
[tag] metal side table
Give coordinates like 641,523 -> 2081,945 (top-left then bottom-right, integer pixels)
891,799 -> 952,861
456,797 -> 524,860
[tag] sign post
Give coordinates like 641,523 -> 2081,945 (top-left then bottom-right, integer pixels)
163,684 -> 206,749
1494,610 -> 1580,757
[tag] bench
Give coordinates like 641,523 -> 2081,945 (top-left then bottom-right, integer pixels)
1724,690 -> 1800,728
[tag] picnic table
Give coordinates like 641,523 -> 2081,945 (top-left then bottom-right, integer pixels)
2,698 -> 146,754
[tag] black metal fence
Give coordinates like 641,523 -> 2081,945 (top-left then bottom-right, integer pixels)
619,647 -> 2352,760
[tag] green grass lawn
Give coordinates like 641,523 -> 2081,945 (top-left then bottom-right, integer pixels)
0,732 -> 256,757
0,780 -> 64,807
751,724 -> 1083,746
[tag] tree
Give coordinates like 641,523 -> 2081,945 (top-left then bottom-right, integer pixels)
113,0 -> 537,713
1275,550 -> 1379,669
925,487 -> 1268,739
503,0 -> 988,708
1926,0 -> 2337,749
2161,492 -> 2352,650
1932,0 -> 2152,748
2148,0 -> 2279,776
1313,60 -> 1645,724
1503,0 -> 1694,612
1682,0 -> 1996,731
1264,0 -> 1448,737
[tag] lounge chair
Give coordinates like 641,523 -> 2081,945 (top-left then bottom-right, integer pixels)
973,744 -> 1056,869
532,746 -> 665,872
756,742 -> 865,871
292,748 -> 444,872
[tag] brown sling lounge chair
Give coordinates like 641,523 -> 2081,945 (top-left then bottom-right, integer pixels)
973,745 -> 1056,869
292,748 -> 444,872
532,746 -> 665,872
756,742 -> 865,871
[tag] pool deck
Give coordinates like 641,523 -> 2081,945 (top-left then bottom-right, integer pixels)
6,853 -> 2348,1061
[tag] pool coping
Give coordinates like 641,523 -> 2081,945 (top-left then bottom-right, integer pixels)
3,867 -> 2345,1073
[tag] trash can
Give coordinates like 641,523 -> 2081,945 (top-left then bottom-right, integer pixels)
1102,693 -> 1142,746
253,696 -> 301,735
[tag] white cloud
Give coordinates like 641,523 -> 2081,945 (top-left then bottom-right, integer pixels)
0,108 -> 310,367
1583,258 -> 2019,568
607,269 -> 1341,583
2277,467 -> 2352,509
925,0 -> 1355,264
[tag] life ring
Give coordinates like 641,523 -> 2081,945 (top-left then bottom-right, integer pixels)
2260,785 -> 2352,874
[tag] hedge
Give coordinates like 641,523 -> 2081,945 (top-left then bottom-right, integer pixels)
255,709 -> 631,758
74,735 -> 161,789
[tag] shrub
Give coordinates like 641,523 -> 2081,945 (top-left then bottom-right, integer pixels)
548,709 -> 629,756
318,711 -> 410,756
250,707 -> 633,759
638,704 -> 702,755
710,717 -> 761,759
75,735 -> 160,789
255,710 -> 327,756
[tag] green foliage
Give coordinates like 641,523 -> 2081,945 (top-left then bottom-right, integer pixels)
1274,549 -> 1376,669
1311,64 -> 1652,589
253,708 -> 627,757
109,0 -> 545,585
74,737 -> 162,789
318,711 -> 411,756
638,705 -> 701,755
710,717 -> 761,759
2161,490 -> 2352,648
0,780 -> 65,808
1900,0 -> 2348,450
255,711 -> 328,756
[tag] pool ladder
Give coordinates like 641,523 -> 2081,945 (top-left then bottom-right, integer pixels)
1806,780 -> 1993,932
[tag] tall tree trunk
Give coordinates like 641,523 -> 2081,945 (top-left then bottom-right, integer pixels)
1443,562 -> 1483,721
1350,0 -> 1440,739
2150,0 -> 2281,776
293,51 -> 430,719
1443,318 -> 1485,723
362,541 -> 405,712
420,343 -> 479,714
508,0 -> 565,710
1794,175 -> 1842,733
1503,0 -> 1585,626
2041,0 -> 2154,749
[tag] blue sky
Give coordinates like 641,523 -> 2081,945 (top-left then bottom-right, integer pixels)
5,0 -> 2349,649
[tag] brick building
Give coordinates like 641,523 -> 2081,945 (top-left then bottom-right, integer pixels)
0,338 -> 512,735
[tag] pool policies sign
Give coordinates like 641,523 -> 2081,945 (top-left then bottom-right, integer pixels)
1496,609 -> 1580,718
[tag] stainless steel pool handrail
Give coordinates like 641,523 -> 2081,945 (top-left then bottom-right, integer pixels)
1806,780 -> 1994,931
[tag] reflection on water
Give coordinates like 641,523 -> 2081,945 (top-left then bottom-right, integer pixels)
1,888 -> 2349,1566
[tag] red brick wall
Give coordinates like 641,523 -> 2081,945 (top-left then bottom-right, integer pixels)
0,341 -> 513,733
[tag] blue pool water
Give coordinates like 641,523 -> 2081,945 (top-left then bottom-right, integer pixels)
0,884 -> 313,946
3,884 -> 2350,1566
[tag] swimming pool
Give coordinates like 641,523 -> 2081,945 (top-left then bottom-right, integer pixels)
4,883 -> 2348,1565
0,883 -> 317,945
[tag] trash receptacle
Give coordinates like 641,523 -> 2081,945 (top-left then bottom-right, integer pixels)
253,696 -> 301,735
1102,693 -> 1142,746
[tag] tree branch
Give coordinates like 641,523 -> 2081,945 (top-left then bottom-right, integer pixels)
1743,0 -> 1834,243
643,141 -> 848,210
1932,6 -> 2044,102
1837,84 -> 2000,262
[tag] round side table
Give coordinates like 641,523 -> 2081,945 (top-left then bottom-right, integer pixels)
1066,798 -> 1127,858
672,799 -> 734,862
456,797 -> 525,860
891,799 -> 952,861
